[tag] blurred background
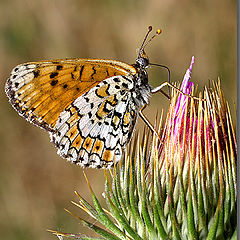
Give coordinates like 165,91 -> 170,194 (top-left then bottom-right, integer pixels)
0,0 -> 236,239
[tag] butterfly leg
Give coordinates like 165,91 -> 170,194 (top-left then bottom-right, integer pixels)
139,104 -> 163,143
151,82 -> 204,101
157,89 -> 171,100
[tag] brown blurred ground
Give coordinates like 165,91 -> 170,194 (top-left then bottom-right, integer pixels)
0,0 -> 236,239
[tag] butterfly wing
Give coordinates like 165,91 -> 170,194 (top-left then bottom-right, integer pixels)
5,58 -> 136,131
51,75 -> 138,168
6,58 -> 138,168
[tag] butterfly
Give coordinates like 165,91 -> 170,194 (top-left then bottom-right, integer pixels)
5,26 -> 168,168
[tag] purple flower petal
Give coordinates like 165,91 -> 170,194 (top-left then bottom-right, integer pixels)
173,56 -> 195,141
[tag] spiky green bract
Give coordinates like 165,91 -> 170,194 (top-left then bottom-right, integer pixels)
51,58 -> 236,240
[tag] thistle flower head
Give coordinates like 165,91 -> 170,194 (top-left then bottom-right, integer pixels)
154,56 -> 237,239
51,57 -> 237,240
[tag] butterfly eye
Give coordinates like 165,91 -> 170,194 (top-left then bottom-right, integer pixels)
136,54 -> 149,68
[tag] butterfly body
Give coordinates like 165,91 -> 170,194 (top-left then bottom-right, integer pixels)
6,56 -> 152,168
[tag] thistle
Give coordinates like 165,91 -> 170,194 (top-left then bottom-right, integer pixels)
50,57 -> 237,240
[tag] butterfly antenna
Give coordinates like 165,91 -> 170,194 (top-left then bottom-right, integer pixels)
138,26 -> 152,57
139,26 -> 153,54
141,28 -> 162,53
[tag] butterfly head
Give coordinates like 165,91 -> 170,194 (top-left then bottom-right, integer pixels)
136,49 -> 149,69
129,27 -> 162,106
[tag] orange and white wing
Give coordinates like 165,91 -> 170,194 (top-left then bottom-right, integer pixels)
5,58 -> 138,168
